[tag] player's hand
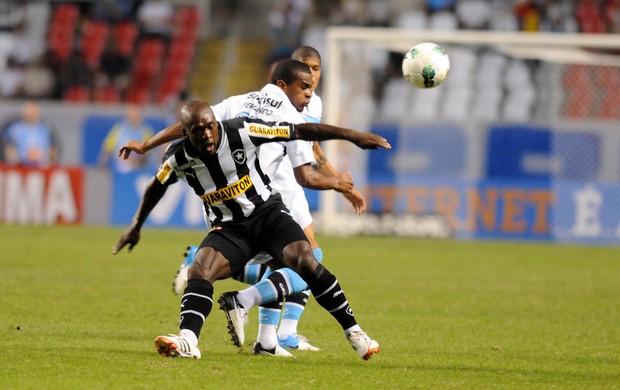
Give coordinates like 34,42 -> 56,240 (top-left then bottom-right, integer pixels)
343,188 -> 366,215
112,227 -> 141,254
334,172 -> 354,194
118,140 -> 145,160
353,133 -> 391,150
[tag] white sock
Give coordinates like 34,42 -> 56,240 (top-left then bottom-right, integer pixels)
180,329 -> 198,345
277,319 -> 298,339
344,325 -> 362,337
257,324 -> 278,350
236,286 -> 262,309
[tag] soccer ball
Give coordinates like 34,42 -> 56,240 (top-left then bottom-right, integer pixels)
402,42 -> 450,89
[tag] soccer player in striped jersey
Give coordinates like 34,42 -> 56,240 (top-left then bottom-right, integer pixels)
113,99 -> 389,360
119,57 -> 365,356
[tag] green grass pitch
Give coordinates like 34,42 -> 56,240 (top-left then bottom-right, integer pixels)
1,225 -> 619,389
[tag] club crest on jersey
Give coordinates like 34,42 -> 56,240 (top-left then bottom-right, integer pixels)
232,149 -> 246,164
246,123 -> 290,139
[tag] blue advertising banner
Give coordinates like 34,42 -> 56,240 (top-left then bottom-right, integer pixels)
365,177 -> 553,241
553,181 -> 620,244
486,125 -> 602,181
81,114 -> 169,167
365,122 -> 617,243
110,170 -> 205,228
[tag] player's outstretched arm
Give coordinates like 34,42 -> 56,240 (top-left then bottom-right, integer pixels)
112,177 -> 168,254
312,142 -> 366,214
118,121 -> 184,160
295,123 -> 391,150
293,164 -> 353,193
343,188 -> 366,215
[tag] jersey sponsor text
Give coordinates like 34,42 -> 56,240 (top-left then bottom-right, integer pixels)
246,123 -> 291,138
200,174 -> 253,205
157,161 -> 173,183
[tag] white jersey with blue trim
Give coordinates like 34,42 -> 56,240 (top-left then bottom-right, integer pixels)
302,92 -> 322,124
211,92 -> 259,120
252,84 -> 315,193
208,84 -> 314,181
268,91 -> 322,196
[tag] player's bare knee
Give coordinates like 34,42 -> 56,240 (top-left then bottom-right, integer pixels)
282,241 -> 317,275
297,251 -> 318,276
188,247 -> 231,282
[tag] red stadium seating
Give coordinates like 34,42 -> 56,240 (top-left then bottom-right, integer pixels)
125,86 -> 151,104
48,4 -> 80,62
63,86 -> 91,102
113,21 -> 139,57
94,85 -> 121,103
81,20 -> 110,68
562,65 -> 594,119
576,0 -> 608,32
46,5 -> 198,104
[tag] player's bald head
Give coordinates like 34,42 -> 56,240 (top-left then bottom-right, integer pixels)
180,100 -> 213,126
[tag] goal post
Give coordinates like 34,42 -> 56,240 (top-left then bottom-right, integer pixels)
317,27 -> 620,244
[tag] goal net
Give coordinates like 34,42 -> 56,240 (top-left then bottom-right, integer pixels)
315,27 -> 620,245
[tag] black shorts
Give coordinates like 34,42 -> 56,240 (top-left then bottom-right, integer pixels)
199,194 -> 308,276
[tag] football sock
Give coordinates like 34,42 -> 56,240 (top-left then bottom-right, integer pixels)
278,248 -> 322,338
312,248 -> 324,264
304,264 -> 357,331
278,291 -> 310,339
344,325 -> 363,337
182,245 -> 199,268
236,269 -> 291,309
233,262 -> 269,285
179,278 -> 214,339
257,302 -> 281,350
179,329 -> 199,346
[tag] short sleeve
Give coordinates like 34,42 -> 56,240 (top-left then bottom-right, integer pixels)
285,140 -> 314,168
156,158 -> 178,185
243,119 -> 295,144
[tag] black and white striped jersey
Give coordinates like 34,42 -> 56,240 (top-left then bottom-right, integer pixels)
156,117 -> 297,225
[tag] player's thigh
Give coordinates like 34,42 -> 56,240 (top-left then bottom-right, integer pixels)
200,226 -> 254,277
256,203 -> 308,263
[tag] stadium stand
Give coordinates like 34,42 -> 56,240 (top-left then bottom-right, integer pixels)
35,2 -> 200,105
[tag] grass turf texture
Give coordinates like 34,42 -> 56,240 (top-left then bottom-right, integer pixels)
1,225 -> 619,389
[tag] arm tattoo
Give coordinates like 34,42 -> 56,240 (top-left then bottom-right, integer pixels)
312,155 -> 327,171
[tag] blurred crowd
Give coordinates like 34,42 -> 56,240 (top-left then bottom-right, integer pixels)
0,0 -> 618,104
0,0 -> 196,105
265,0 -> 620,55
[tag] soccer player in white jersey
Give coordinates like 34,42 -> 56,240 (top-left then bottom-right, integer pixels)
266,46 -> 368,352
113,99 -> 389,360
250,47 -> 365,354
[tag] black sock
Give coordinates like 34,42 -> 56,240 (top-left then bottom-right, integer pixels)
266,269 -> 291,302
286,291 -> 310,307
305,264 -> 357,330
179,278 -> 213,339
259,297 -> 282,310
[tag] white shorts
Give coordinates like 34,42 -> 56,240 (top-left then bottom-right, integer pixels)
278,187 -> 313,231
